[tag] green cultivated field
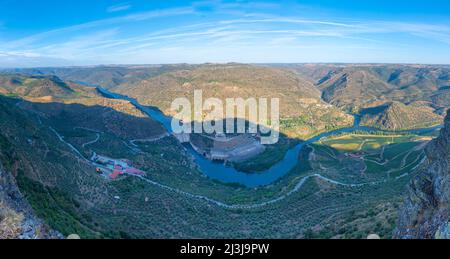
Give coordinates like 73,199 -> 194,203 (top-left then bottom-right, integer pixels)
46,128 -> 428,238
319,134 -> 415,151
311,133 -> 426,183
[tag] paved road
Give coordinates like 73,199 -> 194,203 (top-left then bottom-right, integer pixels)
82,133 -> 100,148
130,133 -> 169,147
50,126 -> 405,209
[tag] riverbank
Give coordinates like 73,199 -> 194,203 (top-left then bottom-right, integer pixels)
95,86 -> 442,188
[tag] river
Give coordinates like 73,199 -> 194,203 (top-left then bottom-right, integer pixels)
96,87 -> 442,188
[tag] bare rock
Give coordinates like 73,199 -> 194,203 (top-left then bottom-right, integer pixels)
395,109 -> 450,239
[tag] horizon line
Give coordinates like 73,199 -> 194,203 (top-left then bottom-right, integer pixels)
2,61 -> 450,70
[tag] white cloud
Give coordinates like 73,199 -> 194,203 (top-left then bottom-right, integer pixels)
1,7 -> 195,48
1,3 -> 450,67
107,3 -> 132,13
0,50 -> 41,58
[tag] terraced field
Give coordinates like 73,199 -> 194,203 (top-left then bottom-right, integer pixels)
311,133 -> 428,183
319,134 -> 415,151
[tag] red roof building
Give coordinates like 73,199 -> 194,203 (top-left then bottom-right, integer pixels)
110,170 -> 123,179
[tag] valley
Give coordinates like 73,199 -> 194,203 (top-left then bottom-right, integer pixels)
1,0 -> 450,243
0,64 -> 448,239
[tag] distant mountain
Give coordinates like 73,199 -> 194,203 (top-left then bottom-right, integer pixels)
319,69 -> 393,111
11,64 -> 450,115
111,64 -> 354,139
0,74 -> 75,100
8,65 -> 192,89
360,102 -> 443,130
114,64 -> 321,114
10,63 -> 450,137
395,109 -> 450,239
431,90 -> 450,114
281,64 -> 450,114
4,64 -> 448,138
0,74 -> 166,139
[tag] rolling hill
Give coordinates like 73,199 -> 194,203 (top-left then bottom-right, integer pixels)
111,64 -> 354,139
8,65 -> 191,89
114,64 -> 321,114
360,102 -> 443,130
11,63 -> 448,132
7,64 -> 357,139
281,64 -> 450,114
0,74 -> 75,100
0,74 -> 166,139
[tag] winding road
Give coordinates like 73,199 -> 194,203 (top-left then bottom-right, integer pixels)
130,133 -> 170,147
50,126 -> 390,209
51,124 -> 386,209
46,84 -> 436,209
82,133 -> 100,148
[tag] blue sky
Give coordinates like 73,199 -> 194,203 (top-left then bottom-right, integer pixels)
0,0 -> 449,67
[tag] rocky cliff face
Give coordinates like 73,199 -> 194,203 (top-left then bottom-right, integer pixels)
395,109 -> 450,239
0,164 -> 61,239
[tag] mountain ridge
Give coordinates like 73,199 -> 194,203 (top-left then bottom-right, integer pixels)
360,102 -> 443,130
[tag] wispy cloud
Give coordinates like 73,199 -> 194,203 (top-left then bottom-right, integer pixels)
2,7 -> 195,48
0,51 -> 41,58
107,3 -> 132,13
1,1 -> 450,66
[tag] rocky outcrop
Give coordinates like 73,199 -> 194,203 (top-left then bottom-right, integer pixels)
0,164 -> 62,239
395,109 -> 450,239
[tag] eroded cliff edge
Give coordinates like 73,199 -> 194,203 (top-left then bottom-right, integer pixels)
395,109 -> 450,239
0,164 -> 61,239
